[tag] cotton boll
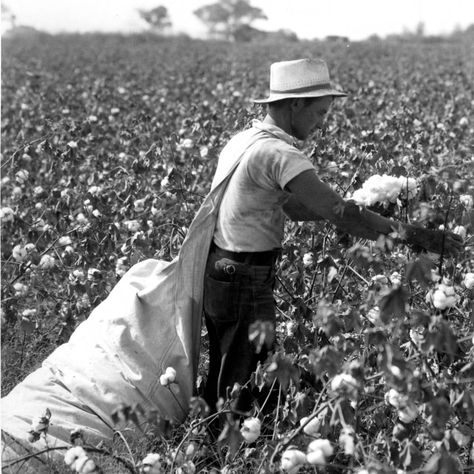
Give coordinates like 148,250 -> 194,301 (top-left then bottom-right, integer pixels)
30,416 -> 49,433
12,245 -> 27,262
409,327 -> 425,347
141,453 -> 163,473
39,254 -> 56,269
330,373 -> 359,400
366,307 -> 380,325
64,446 -> 87,466
303,252 -> 314,267
240,417 -> 261,443
453,226 -> 467,240
463,273 -> 474,289
398,402 -> 418,423
306,449 -> 326,466
281,449 -> 306,473
0,207 -> 15,223
165,367 -> 176,383
339,427 -> 355,455
307,438 -> 334,457
13,282 -> 28,296
74,456 -> 97,473
385,389 -> 402,409
459,194 -> 473,209
432,289 -> 447,309
390,272 -> 402,286
351,174 -> 418,207
428,281 -> 458,310
300,416 -> 322,436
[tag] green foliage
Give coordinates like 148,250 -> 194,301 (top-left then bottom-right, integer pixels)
1,33 -> 473,473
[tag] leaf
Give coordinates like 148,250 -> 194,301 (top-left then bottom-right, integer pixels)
266,353 -> 299,391
248,320 -> 275,354
400,440 -> 423,469
423,447 -> 462,474
217,420 -> 241,457
330,399 -> 355,426
313,300 -> 343,337
438,321 -> 459,361
378,286 -> 408,323
327,265 -> 338,283
406,256 -> 436,287
427,396 -> 451,432
391,165 -> 408,177
451,425 -> 473,447
19,317 -> 35,336
310,346 -> 345,378
453,391 -> 474,422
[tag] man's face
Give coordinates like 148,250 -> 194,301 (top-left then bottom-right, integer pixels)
291,96 -> 333,140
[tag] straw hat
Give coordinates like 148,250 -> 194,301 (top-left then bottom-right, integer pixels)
253,58 -> 347,103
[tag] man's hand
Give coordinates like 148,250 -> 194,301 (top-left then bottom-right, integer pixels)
407,227 -> 464,257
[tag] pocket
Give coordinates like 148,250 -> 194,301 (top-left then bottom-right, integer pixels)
254,266 -> 275,290
203,275 -> 240,322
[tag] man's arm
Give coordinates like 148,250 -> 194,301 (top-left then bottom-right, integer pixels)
282,195 -> 324,221
286,169 -> 463,256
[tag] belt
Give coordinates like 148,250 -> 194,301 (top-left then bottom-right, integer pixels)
210,242 -> 280,266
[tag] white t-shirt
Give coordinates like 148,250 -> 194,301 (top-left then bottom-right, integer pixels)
212,120 -> 315,252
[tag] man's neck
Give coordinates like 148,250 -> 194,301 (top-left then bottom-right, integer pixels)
262,113 -> 293,137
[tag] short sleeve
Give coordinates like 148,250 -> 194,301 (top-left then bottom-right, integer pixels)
246,140 -> 315,191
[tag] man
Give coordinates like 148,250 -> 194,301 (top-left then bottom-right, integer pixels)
202,58 -> 462,414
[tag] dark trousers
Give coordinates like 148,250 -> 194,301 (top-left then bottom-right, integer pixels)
202,245 -> 276,414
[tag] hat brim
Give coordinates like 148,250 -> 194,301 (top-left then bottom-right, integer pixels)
253,89 -> 347,104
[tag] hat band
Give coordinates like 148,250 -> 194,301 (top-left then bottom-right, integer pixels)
270,82 -> 332,94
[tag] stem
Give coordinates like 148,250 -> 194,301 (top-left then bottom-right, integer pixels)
342,152 -> 366,198
438,193 -> 453,277
169,410 -> 230,472
168,385 -> 188,417
275,275 -> 297,302
113,430 -> 136,469
331,262 -> 350,303
269,383 -> 330,467
2,444 -> 135,471
255,377 -> 277,418
272,385 -> 282,441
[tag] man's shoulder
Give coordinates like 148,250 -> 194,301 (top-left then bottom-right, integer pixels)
252,136 -> 305,160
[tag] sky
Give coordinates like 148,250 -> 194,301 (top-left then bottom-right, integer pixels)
2,0 -> 474,40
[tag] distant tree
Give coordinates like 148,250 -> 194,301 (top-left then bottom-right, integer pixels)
415,21 -> 425,37
231,25 -> 298,43
194,0 -> 267,41
138,5 -> 172,34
